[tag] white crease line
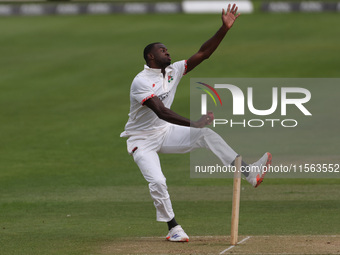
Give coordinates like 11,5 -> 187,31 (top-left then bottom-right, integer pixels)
219,244 -> 235,254
238,236 -> 251,244
220,236 -> 251,254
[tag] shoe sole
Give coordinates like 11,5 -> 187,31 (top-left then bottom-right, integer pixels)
255,152 -> 272,188
166,234 -> 189,242
166,235 -> 189,242
166,237 -> 189,242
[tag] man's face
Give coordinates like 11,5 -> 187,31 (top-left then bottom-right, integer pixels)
151,44 -> 171,68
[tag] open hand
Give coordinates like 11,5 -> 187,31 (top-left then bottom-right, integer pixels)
222,3 -> 240,30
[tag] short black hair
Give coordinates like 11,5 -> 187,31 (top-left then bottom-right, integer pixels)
143,42 -> 161,63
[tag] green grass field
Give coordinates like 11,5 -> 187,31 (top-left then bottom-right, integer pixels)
1,11 -> 340,254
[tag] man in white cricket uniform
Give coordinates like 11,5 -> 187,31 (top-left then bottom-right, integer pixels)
120,4 -> 272,242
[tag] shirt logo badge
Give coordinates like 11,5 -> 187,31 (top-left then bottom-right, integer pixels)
168,76 -> 173,83
152,83 -> 155,88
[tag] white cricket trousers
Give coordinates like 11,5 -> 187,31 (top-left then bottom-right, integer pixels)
126,124 -> 238,222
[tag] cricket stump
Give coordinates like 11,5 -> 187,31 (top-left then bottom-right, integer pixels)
230,155 -> 242,245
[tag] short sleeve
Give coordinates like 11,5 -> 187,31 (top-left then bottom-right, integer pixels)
131,76 -> 155,105
171,60 -> 187,77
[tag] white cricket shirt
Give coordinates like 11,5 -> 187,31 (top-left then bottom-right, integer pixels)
120,60 -> 187,137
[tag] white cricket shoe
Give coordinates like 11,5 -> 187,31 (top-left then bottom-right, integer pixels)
246,152 -> 272,188
166,225 -> 189,242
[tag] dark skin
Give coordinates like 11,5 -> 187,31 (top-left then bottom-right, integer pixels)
144,4 -> 240,128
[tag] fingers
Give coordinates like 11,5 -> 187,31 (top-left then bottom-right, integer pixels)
225,3 -> 238,16
227,3 -> 231,13
231,4 -> 236,13
205,112 -> 214,125
206,117 -> 212,125
199,114 -> 213,126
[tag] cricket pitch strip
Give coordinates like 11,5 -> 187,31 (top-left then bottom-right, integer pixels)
100,235 -> 340,254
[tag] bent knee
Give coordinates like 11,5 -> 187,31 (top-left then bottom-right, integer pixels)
201,127 -> 216,137
149,178 -> 167,188
149,177 -> 167,190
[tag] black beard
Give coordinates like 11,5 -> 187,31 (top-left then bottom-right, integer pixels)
155,59 -> 171,69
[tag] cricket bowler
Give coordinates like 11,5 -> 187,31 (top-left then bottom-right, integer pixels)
120,4 -> 272,242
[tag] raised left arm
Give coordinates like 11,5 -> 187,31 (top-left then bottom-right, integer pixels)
186,3 -> 240,73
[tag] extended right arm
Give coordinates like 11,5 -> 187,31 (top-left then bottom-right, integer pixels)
185,4 -> 240,74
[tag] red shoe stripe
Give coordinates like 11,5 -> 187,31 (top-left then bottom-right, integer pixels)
255,152 -> 272,188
